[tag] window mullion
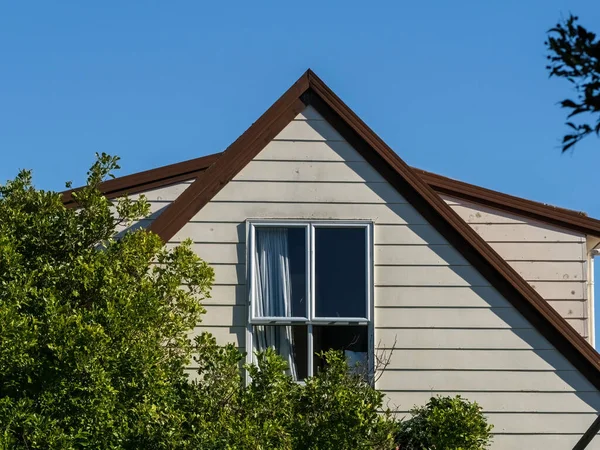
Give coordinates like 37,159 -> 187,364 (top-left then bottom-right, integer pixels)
367,224 -> 374,382
245,222 -> 255,385
307,323 -> 314,377
366,224 -> 372,323
309,223 -> 315,321
308,223 -> 315,375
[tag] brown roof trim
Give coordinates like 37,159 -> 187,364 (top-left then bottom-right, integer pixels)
415,168 -> 600,237
61,152 -> 221,207
141,69 -> 600,392
147,73 -> 309,240
62,150 -> 600,236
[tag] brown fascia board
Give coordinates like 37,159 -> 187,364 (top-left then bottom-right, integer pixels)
61,152 -> 222,207
62,155 -> 600,237
415,168 -> 600,237
147,73 -> 310,240
140,69 -> 600,392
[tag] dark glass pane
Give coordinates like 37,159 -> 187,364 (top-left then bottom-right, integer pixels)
313,325 -> 368,375
287,228 -> 307,317
253,325 -> 308,380
255,227 -> 306,317
315,227 -> 367,318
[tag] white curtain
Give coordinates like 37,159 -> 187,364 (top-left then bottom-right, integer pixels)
253,228 -> 297,379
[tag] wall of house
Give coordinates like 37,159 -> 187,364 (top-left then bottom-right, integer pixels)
113,180 -> 194,235
162,106 -> 599,449
441,196 -> 590,341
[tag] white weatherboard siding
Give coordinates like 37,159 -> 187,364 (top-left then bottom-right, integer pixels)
162,106 -> 600,449
443,196 -> 590,340
114,180 -> 194,234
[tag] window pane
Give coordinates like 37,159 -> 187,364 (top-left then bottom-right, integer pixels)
313,325 -> 368,375
254,227 -> 306,318
253,325 -> 308,380
314,227 -> 367,318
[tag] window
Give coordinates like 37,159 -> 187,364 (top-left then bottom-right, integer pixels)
247,221 -> 372,381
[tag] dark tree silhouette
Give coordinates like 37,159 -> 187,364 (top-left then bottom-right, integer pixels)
546,14 -> 600,151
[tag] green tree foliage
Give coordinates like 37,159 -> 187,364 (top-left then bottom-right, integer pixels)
395,395 -> 493,450
546,14 -> 600,151
181,348 -> 398,449
0,154 -> 398,449
0,153 -> 214,448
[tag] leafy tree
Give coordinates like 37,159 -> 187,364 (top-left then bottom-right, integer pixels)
546,14 -> 600,151
0,154 -> 399,449
181,348 -> 398,449
0,153 -> 215,448
395,395 -> 493,450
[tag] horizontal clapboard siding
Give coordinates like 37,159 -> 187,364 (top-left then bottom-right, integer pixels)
234,160 -> 386,183
387,413 -> 600,442
201,305 -> 246,326
375,245 -> 467,265
529,281 -> 586,299
130,180 -> 193,202
442,197 -> 585,243
168,242 -> 246,265
376,225 -> 448,245
509,261 -> 584,281
158,107 -> 599,449
211,180 -> 406,204
384,391 -> 600,413
114,181 -> 194,234
444,200 -> 529,224
389,411 -> 599,435
210,264 -> 245,286
488,413 -> 598,434
376,370 -> 592,392
375,328 -> 557,350
470,223 -> 584,243
565,318 -> 587,336
491,435 -> 599,450
256,140 -> 367,162
546,301 -> 587,318
203,285 -> 247,305
173,222 -> 246,244
383,349 -> 574,371
192,202 -> 427,224
375,307 -> 531,329
443,196 -> 590,340
273,118 -> 345,141
375,286 -> 507,307
375,266 -> 490,287
489,241 -> 585,261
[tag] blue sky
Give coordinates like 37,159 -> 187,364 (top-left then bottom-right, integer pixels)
1,1 -> 600,341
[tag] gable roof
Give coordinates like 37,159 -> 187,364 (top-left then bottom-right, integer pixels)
62,69 -> 600,391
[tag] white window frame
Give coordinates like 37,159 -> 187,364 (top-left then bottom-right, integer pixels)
245,220 -> 374,381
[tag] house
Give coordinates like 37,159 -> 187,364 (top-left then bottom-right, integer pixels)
63,70 -> 600,449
